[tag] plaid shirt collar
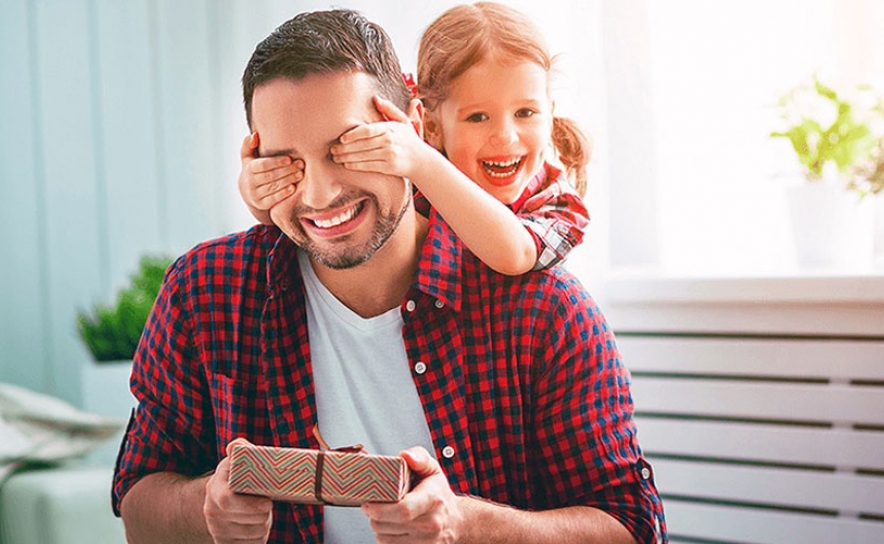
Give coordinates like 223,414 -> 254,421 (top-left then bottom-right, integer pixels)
510,162 -> 559,211
265,208 -> 464,312
413,209 -> 463,312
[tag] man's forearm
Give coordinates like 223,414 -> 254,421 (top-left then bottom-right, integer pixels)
457,496 -> 637,544
120,472 -> 213,544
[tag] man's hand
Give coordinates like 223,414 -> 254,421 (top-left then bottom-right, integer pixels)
203,438 -> 274,544
361,447 -> 465,544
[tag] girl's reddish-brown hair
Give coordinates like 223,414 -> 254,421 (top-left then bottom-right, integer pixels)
417,2 -> 590,195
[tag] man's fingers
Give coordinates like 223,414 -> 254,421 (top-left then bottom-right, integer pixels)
206,515 -> 273,543
207,484 -> 272,518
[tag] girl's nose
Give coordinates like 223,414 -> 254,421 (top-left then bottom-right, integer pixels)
489,119 -> 518,147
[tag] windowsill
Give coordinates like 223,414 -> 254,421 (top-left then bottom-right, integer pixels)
594,267 -> 884,337
598,268 -> 884,305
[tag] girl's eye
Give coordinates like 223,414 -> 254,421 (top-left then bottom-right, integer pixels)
466,112 -> 488,123
515,108 -> 536,118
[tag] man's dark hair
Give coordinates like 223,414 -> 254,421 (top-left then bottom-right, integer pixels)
242,9 -> 411,128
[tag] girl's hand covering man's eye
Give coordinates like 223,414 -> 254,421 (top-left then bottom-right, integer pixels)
238,132 -> 304,225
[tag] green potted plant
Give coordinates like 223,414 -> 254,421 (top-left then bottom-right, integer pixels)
76,254 -> 172,418
77,254 -> 172,362
770,77 -> 883,267
771,77 -> 881,189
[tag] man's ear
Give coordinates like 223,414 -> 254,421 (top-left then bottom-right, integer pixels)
406,98 -> 425,138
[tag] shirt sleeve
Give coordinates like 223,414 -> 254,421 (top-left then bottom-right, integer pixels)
517,171 -> 590,271
528,276 -> 667,543
112,256 -> 216,516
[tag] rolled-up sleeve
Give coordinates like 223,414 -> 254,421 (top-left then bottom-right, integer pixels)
529,278 -> 666,543
112,257 -> 216,516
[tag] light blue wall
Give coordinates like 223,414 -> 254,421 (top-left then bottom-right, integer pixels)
0,0 -> 285,406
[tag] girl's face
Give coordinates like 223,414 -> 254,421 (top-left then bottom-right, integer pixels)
428,57 -> 552,204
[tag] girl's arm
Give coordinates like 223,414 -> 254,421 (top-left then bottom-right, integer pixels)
332,96 -> 537,275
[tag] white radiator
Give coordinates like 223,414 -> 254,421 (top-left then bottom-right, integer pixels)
602,275 -> 884,544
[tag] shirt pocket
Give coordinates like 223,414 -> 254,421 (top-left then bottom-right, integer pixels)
211,372 -> 270,455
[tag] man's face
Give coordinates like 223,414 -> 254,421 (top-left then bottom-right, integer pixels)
252,72 -> 413,269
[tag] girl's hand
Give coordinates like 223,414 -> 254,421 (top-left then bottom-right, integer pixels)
330,96 -> 428,180
239,132 -> 304,225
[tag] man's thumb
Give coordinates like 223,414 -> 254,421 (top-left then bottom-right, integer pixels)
400,446 -> 441,478
226,437 -> 254,457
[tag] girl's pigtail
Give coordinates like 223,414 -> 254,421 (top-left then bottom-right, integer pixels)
551,116 -> 591,197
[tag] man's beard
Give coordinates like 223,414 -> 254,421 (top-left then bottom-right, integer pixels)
286,189 -> 411,270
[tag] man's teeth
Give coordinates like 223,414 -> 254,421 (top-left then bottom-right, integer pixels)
482,158 -> 522,178
313,205 -> 358,228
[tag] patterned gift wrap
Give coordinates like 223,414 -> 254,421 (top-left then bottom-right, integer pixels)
228,443 -> 411,506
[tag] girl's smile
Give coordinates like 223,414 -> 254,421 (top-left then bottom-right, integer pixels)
429,57 -> 553,204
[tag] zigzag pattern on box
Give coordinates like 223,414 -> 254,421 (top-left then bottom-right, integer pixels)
322,451 -> 409,504
227,444 -> 411,506
228,445 -> 317,502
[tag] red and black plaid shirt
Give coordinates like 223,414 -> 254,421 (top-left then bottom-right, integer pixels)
413,162 -> 589,271
113,209 -> 666,543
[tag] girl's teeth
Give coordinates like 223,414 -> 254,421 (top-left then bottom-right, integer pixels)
482,158 -> 522,177
486,158 -> 520,167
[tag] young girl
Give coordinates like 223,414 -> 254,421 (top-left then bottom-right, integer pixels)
238,2 -> 591,275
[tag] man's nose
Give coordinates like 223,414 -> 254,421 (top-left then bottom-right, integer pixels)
300,159 -> 343,210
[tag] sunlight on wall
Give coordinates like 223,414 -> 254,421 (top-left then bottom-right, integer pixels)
644,0 -> 884,275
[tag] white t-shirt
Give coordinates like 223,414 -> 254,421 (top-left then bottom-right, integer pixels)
298,250 -> 435,544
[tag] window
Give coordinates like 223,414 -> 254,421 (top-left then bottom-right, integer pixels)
599,0 -> 884,276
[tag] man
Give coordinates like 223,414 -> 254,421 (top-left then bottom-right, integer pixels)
113,9 -> 666,544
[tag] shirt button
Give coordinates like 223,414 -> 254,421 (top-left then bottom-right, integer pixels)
405,300 -> 416,312
280,280 -> 288,291
414,361 -> 427,375
434,299 -> 444,309
442,445 -> 455,459
641,467 -> 652,480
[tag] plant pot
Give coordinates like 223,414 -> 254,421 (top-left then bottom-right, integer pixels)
80,360 -> 135,465
80,360 -> 135,420
786,182 -> 875,269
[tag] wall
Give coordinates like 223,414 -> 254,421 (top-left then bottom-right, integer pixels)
0,0 -> 266,405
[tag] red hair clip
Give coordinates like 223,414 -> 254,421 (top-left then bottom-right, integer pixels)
402,72 -> 418,98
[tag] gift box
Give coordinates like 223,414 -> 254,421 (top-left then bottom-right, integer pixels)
228,443 -> 411,506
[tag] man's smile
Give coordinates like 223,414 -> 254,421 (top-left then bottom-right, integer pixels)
307,201 -> 365,229
301,200 -> 368,236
